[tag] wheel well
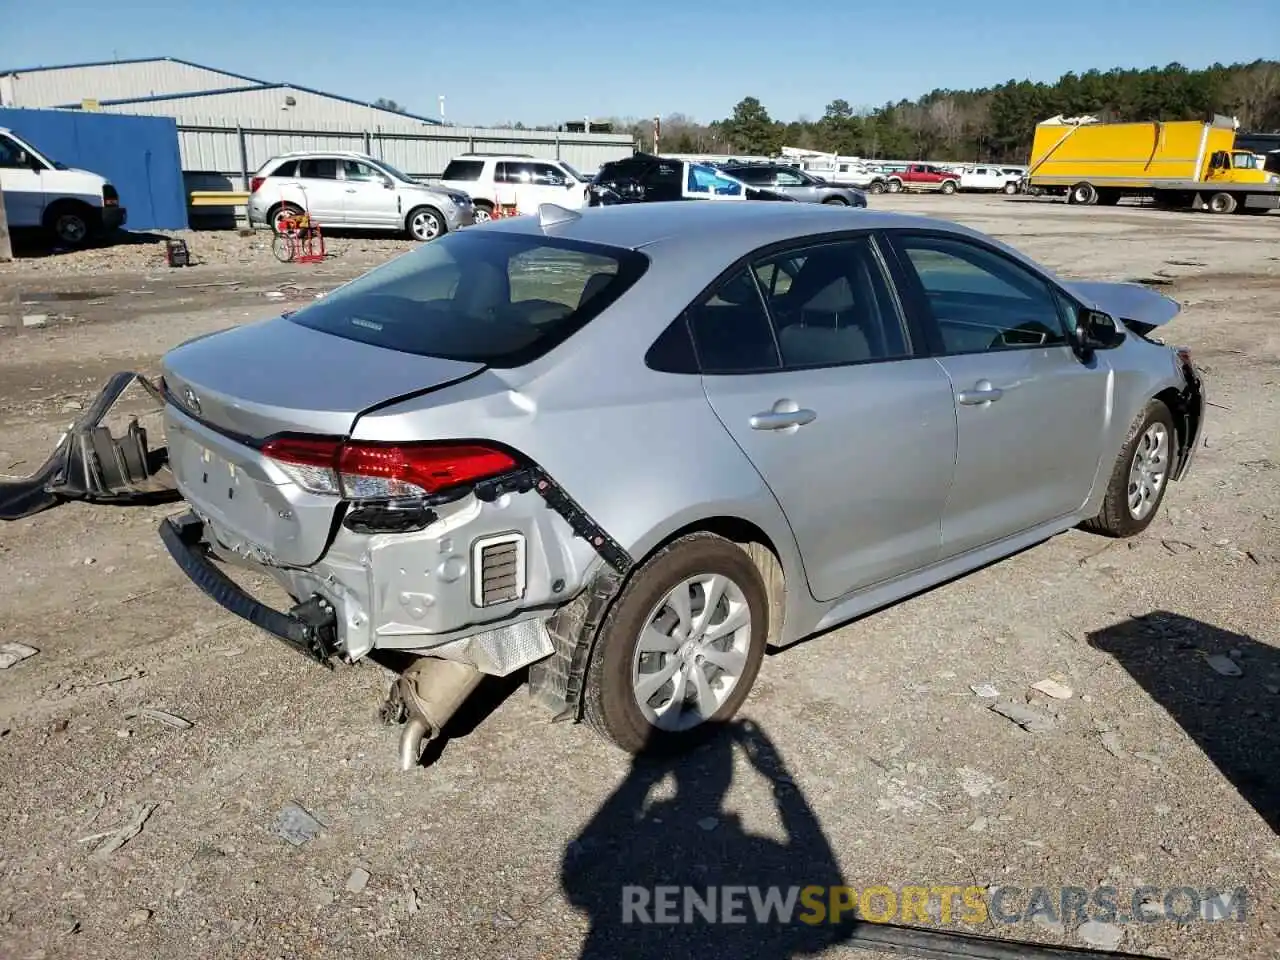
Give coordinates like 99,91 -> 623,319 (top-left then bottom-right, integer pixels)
1153,386 -> 1198,475
471,198 -> 494,209
639,517 -> 786,646
42,198 -> 95,226
405,203 -> 443,223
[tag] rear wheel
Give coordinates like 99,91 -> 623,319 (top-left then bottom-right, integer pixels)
867,181 -> 886,195
1003,181 -> 1019,195
1082,399 -> 1176,538
583,533 -> 768,755
1207,191 -> 1237,214
940,180 -> 957,195
471,201 -> 494,223
1068,182 -> 1098,205
269,202 -> 303,235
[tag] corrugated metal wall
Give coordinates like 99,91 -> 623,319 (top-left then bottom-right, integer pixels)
0,107 -> 188,230
0,59 -> 258,107
175,118 -> 637,185
92,85 -> 436,131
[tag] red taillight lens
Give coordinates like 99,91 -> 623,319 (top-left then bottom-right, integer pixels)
249,176 -> 266,193
262,436 -> 516,500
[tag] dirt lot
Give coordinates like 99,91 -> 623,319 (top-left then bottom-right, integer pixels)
0,197 -> 1277,960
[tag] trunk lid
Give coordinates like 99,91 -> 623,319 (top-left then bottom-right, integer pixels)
161,318 -> 485,567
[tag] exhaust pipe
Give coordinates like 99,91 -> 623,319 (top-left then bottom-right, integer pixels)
395,657 -> 485,771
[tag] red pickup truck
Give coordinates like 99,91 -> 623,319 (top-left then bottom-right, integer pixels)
885,164 -> 960,195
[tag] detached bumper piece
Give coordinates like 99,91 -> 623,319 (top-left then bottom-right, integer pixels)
159,513 -> 339,667
0,372 -> 178,521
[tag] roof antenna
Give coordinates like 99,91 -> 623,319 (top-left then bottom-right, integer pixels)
538,203 -> 581,228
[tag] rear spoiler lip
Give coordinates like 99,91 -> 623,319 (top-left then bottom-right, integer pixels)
0,372 -> 180,521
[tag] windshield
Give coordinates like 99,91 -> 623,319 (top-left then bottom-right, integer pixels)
377,159 -> 417,182
286,231 -> 649,368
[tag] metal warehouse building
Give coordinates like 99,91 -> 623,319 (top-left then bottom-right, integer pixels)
0,57 -> 635,184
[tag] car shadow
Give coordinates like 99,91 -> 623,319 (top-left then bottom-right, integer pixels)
5,228 -> 168,258
1087,611 -> 1279,833
561,718 -> 857,959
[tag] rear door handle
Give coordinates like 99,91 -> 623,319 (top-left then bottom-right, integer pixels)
957,379 -> 1004,405
345,188 -> 357,193
750,399 -> 817,431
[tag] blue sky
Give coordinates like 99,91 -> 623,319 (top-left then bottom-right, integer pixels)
2,0 -> 1277,127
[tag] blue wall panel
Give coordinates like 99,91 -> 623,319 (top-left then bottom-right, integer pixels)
0,107 -> 188,231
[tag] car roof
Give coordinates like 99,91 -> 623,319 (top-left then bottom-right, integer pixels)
482,201 -> 982,256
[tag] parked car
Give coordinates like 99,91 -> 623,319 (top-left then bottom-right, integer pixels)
155,201 -> 1204,768
436,153 -> 591,220
960,165 -> 1022,194
588,154 -> 794,205
247,151 -> 475,241
0,126 -> 126,247
719,163 -> 868,206
886,163 -> 961,194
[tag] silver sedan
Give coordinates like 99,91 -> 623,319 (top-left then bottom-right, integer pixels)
155,201 -> 1205,768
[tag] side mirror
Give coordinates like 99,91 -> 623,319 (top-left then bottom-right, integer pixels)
1074,309 -> 1125,354
380,176 -> 394,189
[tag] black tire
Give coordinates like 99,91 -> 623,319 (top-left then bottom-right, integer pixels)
886,179 -> 903,194
1097,189 -> 1122,206
1069,182 -> 1098,205
940,180 -> 957,195
471,200 -> 494,223
43,202 -> 96,248
406,205 -> 446,241
1082,399 -> 1177,538
867,181 -> 886,195
1003,181 -> 1019,195
269,202 -> 303,235
822,196 -> 848,205
1207,192 -> 1237,215
583,532 -> 769,755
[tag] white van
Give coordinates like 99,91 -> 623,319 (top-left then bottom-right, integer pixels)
0,127 -> 126,247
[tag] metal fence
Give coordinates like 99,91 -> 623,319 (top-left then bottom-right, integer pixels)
175,118 -> 638,189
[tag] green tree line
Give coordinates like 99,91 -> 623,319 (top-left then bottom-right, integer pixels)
605,60 -> 1280,162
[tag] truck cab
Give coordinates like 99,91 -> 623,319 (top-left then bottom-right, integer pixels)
0,127 -> 126,247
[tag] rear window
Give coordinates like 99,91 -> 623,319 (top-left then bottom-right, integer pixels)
285,231 -> 649,368
270,159 -> 298,177
442,159 -> 484,181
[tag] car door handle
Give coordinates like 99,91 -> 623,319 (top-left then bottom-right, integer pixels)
749,401 -> 817,431
344,188 -> 357,193
957,380 -> 1004,405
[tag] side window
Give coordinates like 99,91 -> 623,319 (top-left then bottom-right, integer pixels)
271,159 -> 298,178
0,136 -> 25,168
894,234 -> 1071,354
728,167 -> 770,186
298,158 -> 338,180
686,165 -> 744,197
774,169 -> 806,187
531,163 -> 567,186
495,162 -> 514,184
686,268 -> 780,374
753,238 -> 911,368
342,160 -> 382,182
441,159 -> 484,181
500,162 -> 536,184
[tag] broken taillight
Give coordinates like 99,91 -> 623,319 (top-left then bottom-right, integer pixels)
261,436 -> 517,501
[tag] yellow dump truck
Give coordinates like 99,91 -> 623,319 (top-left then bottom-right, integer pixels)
1026,114 -> 1280,214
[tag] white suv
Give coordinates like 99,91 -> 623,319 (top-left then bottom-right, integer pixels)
436,154 -> 590,220
247,151 -> 475,241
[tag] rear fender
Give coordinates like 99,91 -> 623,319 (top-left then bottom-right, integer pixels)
0,372 -> 179,521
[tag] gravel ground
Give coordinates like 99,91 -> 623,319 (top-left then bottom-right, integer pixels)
0,197 -> 1277,960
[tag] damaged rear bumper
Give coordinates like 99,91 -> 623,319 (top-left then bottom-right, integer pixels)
0,372 -> 178,521
159,512 -> 340,666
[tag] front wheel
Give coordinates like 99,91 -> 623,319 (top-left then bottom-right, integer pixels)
1082,400 -> 1177,538
867,181 -> 886,195
406,206 -> 445,241
1206,191 -> 1237,215
471,201 -> 494,224
1003,181 -> 1019,195
583,533 -> 768,754
940,180 -> 957,195
886,179 -> 903,194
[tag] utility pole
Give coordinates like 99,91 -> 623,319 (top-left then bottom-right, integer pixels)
438,95 -> 445,124
0,188 -> 12,262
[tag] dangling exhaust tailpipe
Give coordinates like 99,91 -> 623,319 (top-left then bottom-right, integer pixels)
394,657 -> 485,771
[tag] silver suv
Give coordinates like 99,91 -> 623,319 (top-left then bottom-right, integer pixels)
247,151 -> 476,241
